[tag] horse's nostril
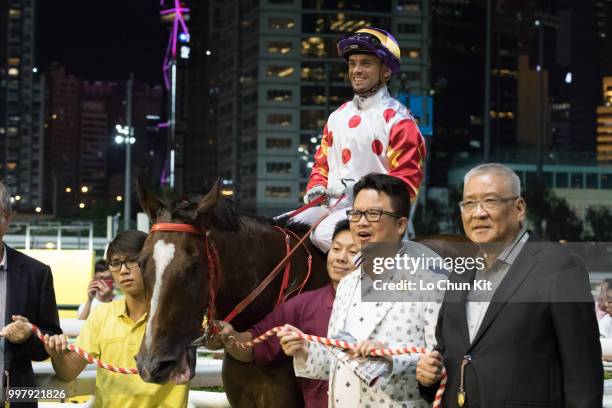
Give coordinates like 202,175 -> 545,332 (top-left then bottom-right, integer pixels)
155,359 -> 176,375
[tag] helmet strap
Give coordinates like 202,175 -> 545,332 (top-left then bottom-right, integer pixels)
354,80 -> 382,97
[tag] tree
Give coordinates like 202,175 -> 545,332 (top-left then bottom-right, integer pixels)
523,183 -> 583,241
413,199 -> 441,235
585,206 -> 612,242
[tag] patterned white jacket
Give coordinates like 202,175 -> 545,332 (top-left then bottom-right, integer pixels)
294,242 -> 443,407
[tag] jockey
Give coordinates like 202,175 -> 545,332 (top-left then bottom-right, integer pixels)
291,27 -> 426,252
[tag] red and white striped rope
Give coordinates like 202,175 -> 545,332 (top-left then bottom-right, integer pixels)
231,325 -> 447,407
29,324 -> 138,375
30,323 -> 447,406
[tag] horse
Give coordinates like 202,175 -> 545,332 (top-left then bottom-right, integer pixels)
134,180 -> 478,407
135,180 -> 328,407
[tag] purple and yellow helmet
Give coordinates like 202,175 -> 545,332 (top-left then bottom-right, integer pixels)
337,27 -> 401,75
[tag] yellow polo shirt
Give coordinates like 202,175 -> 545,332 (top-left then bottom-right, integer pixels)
75,299 -> 188,408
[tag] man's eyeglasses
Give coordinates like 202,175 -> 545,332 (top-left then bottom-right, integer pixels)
108,259 -> 139,272
346,209 -> 401,222
459,197 -> 518,213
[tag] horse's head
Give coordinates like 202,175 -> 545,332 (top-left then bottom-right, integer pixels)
135,180 -> 222,384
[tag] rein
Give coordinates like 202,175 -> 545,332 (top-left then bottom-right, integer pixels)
148,195 -> 344,328
222,195 -> 345,323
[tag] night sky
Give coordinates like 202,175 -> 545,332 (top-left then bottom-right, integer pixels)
37,1 -> 165,85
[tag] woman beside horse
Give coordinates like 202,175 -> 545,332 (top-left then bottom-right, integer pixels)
208,219 -> 358,407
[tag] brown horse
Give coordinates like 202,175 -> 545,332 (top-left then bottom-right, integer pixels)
134,181 -> 478,407
135,181 -> 328,407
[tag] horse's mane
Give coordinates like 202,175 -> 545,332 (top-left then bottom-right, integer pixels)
171,195 -> 312,237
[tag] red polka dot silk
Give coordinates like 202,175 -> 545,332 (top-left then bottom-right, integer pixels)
383,108 -> 396,123
372,139 -> 384,155
342,148 -> 352,164
348,115 -> 362,128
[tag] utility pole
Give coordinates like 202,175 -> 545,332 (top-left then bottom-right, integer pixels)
483,0 -> 492,162
536,17 -> 544,182
124,74 -> 133,230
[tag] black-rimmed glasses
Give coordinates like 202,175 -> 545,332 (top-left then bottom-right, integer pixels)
108,259 -> 139,272
346,209 -> 401,222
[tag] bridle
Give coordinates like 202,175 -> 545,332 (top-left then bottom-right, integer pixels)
148,195 -> 345,335
149,222 -> 221,327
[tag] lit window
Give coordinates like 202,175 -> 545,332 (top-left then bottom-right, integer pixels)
8,68 -> 19,76
301,36 -> 327,57
267,114 -> 292,126
396,0 -> 419,11
267,90 -> 292,102
267,162 -> 292,173
266,186 -> 291,198
300,110 -> 326,130
268,42 -> 292,54
269,18 -> 295,30
267,66 -> 294,78
266,138 -> 292,149
9,9 -> 21,18
7,57 -> 20,66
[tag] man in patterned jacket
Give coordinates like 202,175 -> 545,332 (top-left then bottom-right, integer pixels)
293,27 -> 426,253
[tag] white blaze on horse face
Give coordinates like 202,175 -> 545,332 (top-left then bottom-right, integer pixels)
147,239 -> 176,350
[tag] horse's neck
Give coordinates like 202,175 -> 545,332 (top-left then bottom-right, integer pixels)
209,224 -> 283,329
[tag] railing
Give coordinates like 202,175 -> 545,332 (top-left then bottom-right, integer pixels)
35,319 -> 227,407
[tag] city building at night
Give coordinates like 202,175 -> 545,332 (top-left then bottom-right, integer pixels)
597,76 -> 612,163
44,64 -> 163,215
185,0 -> 430,216
0,0 -> 45,210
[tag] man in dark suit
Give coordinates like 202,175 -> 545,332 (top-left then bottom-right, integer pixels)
0,182 -> 62,406
417,163 -> 602,407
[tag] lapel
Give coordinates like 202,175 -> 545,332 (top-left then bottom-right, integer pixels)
446,268 -> 475,351
468,239 -> 541,350
360,288 -> 393,340
5,246 -> 27,326
331,270 -> 394,340
330,271 -> 360,334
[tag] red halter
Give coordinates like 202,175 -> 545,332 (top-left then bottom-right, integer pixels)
150,223 -> 203,235
149,222 -> 221,324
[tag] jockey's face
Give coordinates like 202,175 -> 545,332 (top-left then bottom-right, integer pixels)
350,188 -> 407,247
348,54 -> 387,93
327,230 -> 359,288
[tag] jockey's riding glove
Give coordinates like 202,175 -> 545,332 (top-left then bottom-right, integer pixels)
326,179 -> 357,202
304,185 -> 326,204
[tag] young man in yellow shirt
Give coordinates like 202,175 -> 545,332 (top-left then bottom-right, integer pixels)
43,230 -> 188,407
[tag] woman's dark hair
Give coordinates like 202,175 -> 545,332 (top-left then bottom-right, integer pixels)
94,260 -> 108,273
106,230 -> 147,262
332,219 -> 351,241
352,173 -> 411,218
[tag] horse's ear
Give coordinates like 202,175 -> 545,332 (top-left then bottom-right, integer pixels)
136,178 -> 165,223
195,178 -> 221,218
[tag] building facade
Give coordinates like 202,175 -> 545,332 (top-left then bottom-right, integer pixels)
185,0 -> 430,216
0,0 -> 44,210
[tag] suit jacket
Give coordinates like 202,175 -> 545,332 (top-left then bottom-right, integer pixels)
295,242 -> 442,407
4,245 -> 62,406
420,237 -> 603,408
